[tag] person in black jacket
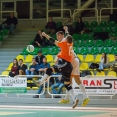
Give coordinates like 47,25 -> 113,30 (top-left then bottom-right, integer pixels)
32,29 -> 47,47
2,12 -> 18,34
18,59 -> 27,75
74,17 -> 85,34
35,50 -> 45,65
45,16 -> 56,35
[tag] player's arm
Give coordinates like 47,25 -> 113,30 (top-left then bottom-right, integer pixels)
63,26 -> 69,36
42,32 -> 58,46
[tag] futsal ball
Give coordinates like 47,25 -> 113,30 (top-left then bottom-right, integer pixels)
26,45 -> 34,52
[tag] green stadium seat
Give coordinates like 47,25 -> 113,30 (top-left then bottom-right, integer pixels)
56,22 -> 63,28
0,35 -> 3,41
96,39 -> 103,47
80,33 -> 89,40
105,39 -> 114,47
83,21 -> 89,27
109,32 -> 117,38
75,40 -> 84,47
73,47 -> 79,54
113,26 -> 117,32
99,21 -> 107,27
104,26 -> 112,33
111,46 -> 117,54
90,47 -> 99,54
42,47 -> 50,55
80,47 -> 89,55
94,26 -> 103,32
73,22 -> 77,27
72,33 -> 80,40
52,34 -> 57,40
1,29 -> 9,36
85,40 -> 94,47
90,21 -> 98,28
51,47 -> 59,55
109,21 -> 116,27
100,47 -> 109,54
29,40 -> 34,45
20,48 -> 29,55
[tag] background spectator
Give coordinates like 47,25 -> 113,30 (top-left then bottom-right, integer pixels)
33,77 -> 54,98
35,50 -> 45,65
111,55 -> 117,72
2,12 -> 18,34
51,75 -> 64,98
45,16 -> 56,35
9,59 -> 19,77
19,59 -> 27,75
32,29 -> 47,47
38,57 -> 50,75
25,58 -> 39,79
63,16 -> 73,35
98,53 -> 109,72
74,17 -> 85,34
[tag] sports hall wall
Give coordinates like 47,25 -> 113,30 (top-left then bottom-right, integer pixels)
0,0 -> 116,29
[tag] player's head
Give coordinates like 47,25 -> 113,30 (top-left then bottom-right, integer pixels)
38,29 -> 42,34
66,35 -> 73,44
43,57 -> 47,63
13,59 -> 18,66
67,16 -> 71,22
10,12 -> 14,18
38,50 -> 42,56
78,17 -> 82,23
56,31 -> 64,42
19,59 -> 23,64
49,16 -> 53,22
32,58 -> 36,64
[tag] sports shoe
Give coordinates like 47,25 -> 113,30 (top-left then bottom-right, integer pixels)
72,98 -> 79,109
32,79 -> 41,87
58,99 -> 70,104
81,98 -> 90,107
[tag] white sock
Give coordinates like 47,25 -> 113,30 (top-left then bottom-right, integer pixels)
69,89 -> 76,101
40,74 -> 49,84
79,84 -> 87,99
65,90 -> 70,100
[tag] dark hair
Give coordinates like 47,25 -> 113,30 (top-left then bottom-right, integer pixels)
67,16 -> 71,19
56,31 -> 64,35
115,55 -> 117,56
103,53 -> 107,64
66,35 -> 73,44
19,59 -> 23,62
13,59 -> 18,66
78,17 -> 83,22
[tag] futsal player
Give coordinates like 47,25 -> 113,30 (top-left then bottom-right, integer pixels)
33,32 -> 79,109
56,26 -> 90,106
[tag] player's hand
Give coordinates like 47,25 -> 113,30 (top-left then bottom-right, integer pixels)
42,32 -> 46,37
63,26 -> 68,31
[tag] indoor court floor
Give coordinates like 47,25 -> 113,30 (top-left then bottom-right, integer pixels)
0,106 -> 117,117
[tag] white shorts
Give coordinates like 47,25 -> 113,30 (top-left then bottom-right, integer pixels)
71,58 -> 80,76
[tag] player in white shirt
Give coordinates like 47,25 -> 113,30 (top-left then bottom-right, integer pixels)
57,26 -> 90,106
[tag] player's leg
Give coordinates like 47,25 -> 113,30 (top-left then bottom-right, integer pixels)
33,67 -> 55,87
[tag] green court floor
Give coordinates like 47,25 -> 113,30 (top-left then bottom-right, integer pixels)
0,108 -> 111,117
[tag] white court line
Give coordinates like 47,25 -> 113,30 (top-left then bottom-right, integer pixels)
0,105 -> 117,112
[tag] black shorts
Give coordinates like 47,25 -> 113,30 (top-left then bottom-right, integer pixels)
53,59 -> 73,82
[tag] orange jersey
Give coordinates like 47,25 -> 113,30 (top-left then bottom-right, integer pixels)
57,40 -> 73,62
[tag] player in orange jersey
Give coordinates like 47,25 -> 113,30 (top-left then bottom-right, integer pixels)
33,31 -> 79,109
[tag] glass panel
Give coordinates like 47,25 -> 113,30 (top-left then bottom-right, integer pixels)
33,0 -> 46,19
63,0 -> 77,18
48,0 -> 61,17
2,2 -> 14,19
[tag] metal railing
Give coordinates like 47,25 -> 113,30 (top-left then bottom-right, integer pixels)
73,8 -> 98,22
100,8 -> 117,22
47,9 -> 72,22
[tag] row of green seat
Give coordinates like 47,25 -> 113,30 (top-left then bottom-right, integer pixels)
21,45 -> 117,55
74,39 -> 117,47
